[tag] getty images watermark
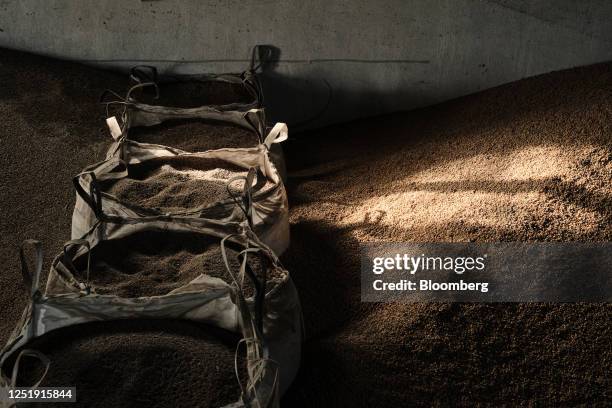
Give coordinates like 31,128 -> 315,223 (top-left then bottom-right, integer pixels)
361,243 -> 612,302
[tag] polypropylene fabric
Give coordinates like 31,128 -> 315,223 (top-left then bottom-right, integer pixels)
0,220 -> 302,408
72,140 -> 290,255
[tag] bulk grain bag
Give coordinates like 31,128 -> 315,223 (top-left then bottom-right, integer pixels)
101,61 -> 286,178
122,64 -> 263,149
120,45 -> 275,117
72,108 -> 290,255
104,88 -> 287,179
127,65 -> 262,113
0,218 -> 303,407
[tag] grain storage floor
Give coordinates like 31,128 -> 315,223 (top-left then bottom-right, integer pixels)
0,48 -> 610,406
280,62 -> 611,407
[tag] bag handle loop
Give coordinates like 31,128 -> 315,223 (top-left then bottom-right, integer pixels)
72,171 -> 104,220
264,122 -> 288,149
19,240 -> 43,299
10,349 -> 50,389
62,239 -> 92,294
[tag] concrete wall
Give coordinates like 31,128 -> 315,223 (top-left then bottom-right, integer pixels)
1,0 -> 611,129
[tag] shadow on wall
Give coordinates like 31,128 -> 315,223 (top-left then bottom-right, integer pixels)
254,45 -> 426,131
255,45 -> 331,131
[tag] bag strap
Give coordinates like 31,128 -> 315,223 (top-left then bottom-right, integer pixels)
62,239 -> 92,294
125,81 -> 160,102
240,247 -> 267,334
220,235 -> 266,335
221,234 -> 279,406
72,171 -> 103,219
99,82 -> 160,136
241,70 -> 264,108
242,109 -> 266,143
10,349 -> 50,389
227,168 -> 258,228
19,240 -> 43,300
264,122 -> 288,149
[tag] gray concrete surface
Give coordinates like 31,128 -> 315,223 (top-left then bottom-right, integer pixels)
0,0 -> 611,129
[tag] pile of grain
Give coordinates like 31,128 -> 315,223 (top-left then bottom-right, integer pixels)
9,320 -> 242,408
105,157 -> 272,213
280,62 -> 612,406
127,119 -> 260,152
133,79 -> 254,108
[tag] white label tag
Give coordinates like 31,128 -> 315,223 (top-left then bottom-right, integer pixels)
106,116 -> 122,140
